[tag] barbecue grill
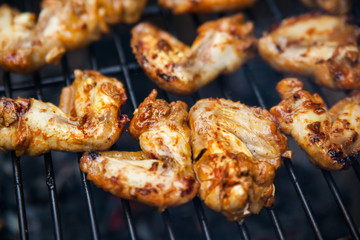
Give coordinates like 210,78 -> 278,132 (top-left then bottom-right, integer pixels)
0,0 -> 359,239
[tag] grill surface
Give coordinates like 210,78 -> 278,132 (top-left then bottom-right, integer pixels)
0,0 -> 360,240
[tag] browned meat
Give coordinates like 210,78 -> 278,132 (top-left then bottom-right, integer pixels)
270,78 -> 360,171
300,0 -> 351,15
0,0 -> 147,73
80,90 -> 199,210
158,0 -> 256,14
189,98 -> 291,221
131,14 -> 256,95
258,13 -> 360,90
0,70 -> 128,156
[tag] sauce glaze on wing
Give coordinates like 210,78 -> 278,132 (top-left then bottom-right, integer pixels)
158,0 -> 256,14
0,0 -> 147,73
80,90 -> 199,210
258,13 -> 360,90
131,14 -> 256,95
189,98 -> 291,220
270,78 -> 360,171
0,70 -> 128,156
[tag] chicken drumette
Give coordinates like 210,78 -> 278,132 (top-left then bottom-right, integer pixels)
189,98 -> 291,221
270,78 -> 360,171
258,13 -> 360,90
80,90 -> 199,210
0,70 -> 128,156
0,0 -> 147,73
131,14 -> 256,95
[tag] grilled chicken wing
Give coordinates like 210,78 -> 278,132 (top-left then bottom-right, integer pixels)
270,78 -> 360,171
158,0 -> 256,14
131,14 -> 256,95
0,0 -> 147,73
80,90 -> 199,210
258,14 -> 360,90
300,0 -> 351,15
0,70 -> 128,156
189,98 -> 291,221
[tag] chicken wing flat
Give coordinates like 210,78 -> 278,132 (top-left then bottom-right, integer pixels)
0,70 -> 128,156
131,14 -> 256,95
258,13 -> 360,90
80,90 -> 199,210
189,98 -> 291,221
0,0 -> 147,73
300,0 -> 351,15
158,0 -> 256,14
270,78 -> 360,171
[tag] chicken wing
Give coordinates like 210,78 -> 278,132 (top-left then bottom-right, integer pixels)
258,13 -> 360,90
189,98 -> 291,221
131,14 -> 256,95
158,0 -> 256,14
300,0 -> 351,15
0,0 -> 147,73
80,90 -> 199,210
270,78 -> 360,171
0,70 -> 128,156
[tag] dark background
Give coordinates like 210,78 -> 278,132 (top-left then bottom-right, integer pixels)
0,0 -> 359,239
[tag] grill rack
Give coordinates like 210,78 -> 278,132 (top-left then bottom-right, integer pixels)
0,0 -> 359,239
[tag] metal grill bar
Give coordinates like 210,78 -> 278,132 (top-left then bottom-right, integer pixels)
3,71 -> 29,240
121,199 -> 138,240
78,167 -> 101,240
236,220 -> 250,240
112,28 -> 178,240
1,1 -> 359,239
158,10 -> 218,240
218,74 -> 285,239
11,153 -> 29,240
162,210 -> 176,240
33,72 -> 63,240
305,86 -> 360,238
193,197 -> 212,240
0,63 -> 143,94
283,159 -> 323,239
243,65 -> 324,239
258,1 -> 360,238
267,208 -> 286,240
43,153 -> 63,240
60,57 -> 100,240
322,170 -> 360,240
219,72 -> 287,238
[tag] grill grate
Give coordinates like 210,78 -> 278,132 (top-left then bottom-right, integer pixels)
0,0 -> 359,240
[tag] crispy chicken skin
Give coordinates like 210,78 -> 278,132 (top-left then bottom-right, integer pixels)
300,0 -> 351,15
270,78 -> 360,171
80,90 -> 199,210
158,0 -> 256,14
0,0 -> 147,73
258,13 -> 360,90
0,70 -> 128,156
189,98 -> 291,221
131,14 -> 256,95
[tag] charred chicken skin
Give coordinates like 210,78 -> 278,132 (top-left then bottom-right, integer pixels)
0,70 -> 128,156
80,90 -> 199,210
0,0 -> 147,73
300,0 -> 351,15
131,14 -> 256,95
158,0 -> 256,14
258,13 -> 360,90
270,78 -> 360,171
189,98 -> 291,221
